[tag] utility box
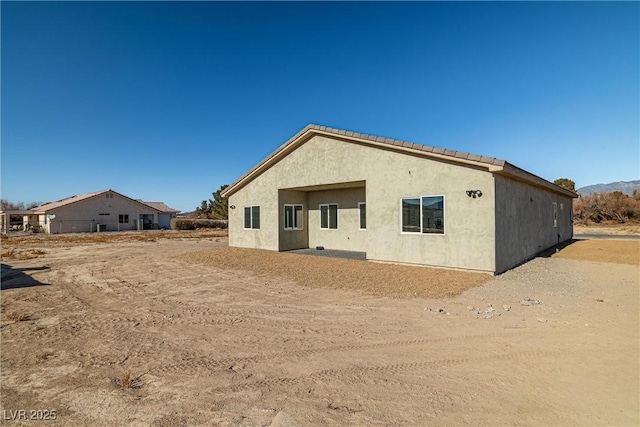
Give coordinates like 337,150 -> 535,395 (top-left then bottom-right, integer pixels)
96,224 -> 107,232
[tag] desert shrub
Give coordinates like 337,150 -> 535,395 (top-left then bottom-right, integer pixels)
574,191 -> 640,224
113,372 -> 144,390
2,311 -> 29,322
171,218 -> 228,230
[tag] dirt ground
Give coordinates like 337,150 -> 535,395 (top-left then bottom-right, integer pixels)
1,231 -> 638,426
574,223 -> 640,235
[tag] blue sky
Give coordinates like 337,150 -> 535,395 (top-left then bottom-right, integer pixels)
2,1 -> 638,212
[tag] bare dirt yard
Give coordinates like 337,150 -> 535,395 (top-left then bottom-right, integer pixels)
1,231 -> 638,426
574,223 -> 640,236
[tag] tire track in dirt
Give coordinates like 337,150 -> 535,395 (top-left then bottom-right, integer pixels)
149,331 -> 537,375
209,350 -> 561,393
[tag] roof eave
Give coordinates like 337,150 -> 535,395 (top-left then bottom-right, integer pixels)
32,189 -> 167,213
493,163 -> 579,198
221,126 -> 503,198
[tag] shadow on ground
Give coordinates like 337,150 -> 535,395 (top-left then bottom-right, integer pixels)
1,263 -> 50,290
537,239 -> 580,258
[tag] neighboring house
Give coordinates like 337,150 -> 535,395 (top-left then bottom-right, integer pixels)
0,189 -> 180,234
221,124 -> 577,274
138,201 -> 180,229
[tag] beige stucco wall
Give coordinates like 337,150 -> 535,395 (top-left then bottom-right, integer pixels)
278,190 -> 308,251
494,175 -> 574,273
307,187 -> 366,252
44,192 -> 159,234
228,135 -> 498,272
229,187 -> 280,251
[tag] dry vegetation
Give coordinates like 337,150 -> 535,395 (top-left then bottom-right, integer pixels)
171,218 -> 228,230
113,372 -> 145,390
1,248 -> 46,261
574,191 -> 640,225
179,247 -> 491,299
1,311 -> 29,323
553,239 -> 640,266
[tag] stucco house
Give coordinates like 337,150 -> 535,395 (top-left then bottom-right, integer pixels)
221,124 -> 577,274
0,189 -> 179,234
137,201 -> 180,229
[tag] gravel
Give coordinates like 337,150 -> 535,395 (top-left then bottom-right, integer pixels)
552,240 -> 639,266
177,239 -> 638,300
178,247 -> 491,299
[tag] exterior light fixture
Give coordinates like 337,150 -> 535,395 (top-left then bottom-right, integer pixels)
229,205 -> 236,209
466,190 -> 483,198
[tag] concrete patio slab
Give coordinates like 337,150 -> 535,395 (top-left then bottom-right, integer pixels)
286,248 -> 367,261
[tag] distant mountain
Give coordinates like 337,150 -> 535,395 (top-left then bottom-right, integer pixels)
577,180 -> 640,196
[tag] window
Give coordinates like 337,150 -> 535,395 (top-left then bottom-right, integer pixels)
119,214 -> 129,224
401,196 -> 444,234
320,204 -> 338,229
244,206 -> 260,229
98,213 -> 111,216
552,202 -> 558,227
358,202 -> 366,230
284,205 -> 303,230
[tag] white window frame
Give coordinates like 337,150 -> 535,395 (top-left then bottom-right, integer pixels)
400,195 -> 445,235
243,205 -> 261,230
319,203 -> 338,230
358,202 -> 366,230
284,204 -> 304,230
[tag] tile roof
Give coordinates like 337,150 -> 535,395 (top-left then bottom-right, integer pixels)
30,190 -> 176,213
306,125 -> 506,167
29,190 -> 109,212
141,202 -> 180,213
221,124 -> 577,199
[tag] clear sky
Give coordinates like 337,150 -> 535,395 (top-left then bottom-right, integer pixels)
2,1 -> 638,212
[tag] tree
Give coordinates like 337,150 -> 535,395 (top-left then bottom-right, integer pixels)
195,185 -> 229,220
554,178 -> 576,192
195,200 -> 211,218
1,199 -> 40,226
210,185 -> 229,220
0,199 -> 40,211
1,199 -> 24,211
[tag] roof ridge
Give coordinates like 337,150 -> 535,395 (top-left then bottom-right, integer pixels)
221,124 -> 512,198
307,124 -> 505,167
29,189 -> 176,213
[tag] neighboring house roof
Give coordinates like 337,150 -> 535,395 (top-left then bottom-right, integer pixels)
29,190 -> 109,213
29,189 -> 165,214
221,124 -> 578,199
140,201 -> 180,213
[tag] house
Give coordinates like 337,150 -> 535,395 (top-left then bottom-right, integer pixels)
137,201 -> 180,229
221,124 -> 577,274
0,189 -> 180,234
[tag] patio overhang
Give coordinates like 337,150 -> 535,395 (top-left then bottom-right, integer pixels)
0,210 -> 38,234
281,180 -> 365,192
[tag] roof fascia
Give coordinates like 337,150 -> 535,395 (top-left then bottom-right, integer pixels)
37,190 -> 164,213
222,127 -> 499,197
108,191 -> 165,213
493,163 -> 579,198
29,190 -> 108,213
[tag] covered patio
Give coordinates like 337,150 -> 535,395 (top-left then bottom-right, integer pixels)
287,247 -> 367,261
0,210 -> 35,234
